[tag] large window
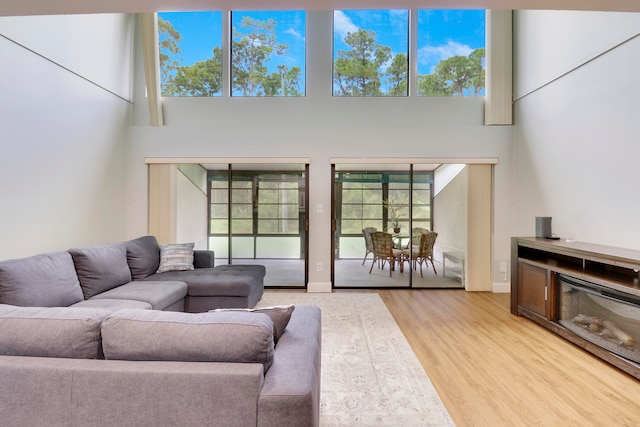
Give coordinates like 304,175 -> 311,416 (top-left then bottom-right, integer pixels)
158,11 -> 223,97
209,171 -> 303,238
231,11 -> 306,96
333,10 -> 409,96
257,179 -> 300,234
417,9 -> 486,96
157,9 -> 485,97
336,172 -> 432,236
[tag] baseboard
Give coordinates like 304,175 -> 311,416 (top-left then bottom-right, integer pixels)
307,282 -> 332,293
492,282 -> 511,293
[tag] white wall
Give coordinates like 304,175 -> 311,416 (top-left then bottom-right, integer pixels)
0,14 -> 133,259
512,11 -> 640,250
176,165 -> 208,249
434,166 -> 467,261
128,11 -> 513,290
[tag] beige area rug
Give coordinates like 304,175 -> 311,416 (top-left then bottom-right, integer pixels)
257,292 -> 455,427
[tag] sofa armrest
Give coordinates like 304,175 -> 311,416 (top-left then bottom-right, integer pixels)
193,250 -> 215,268
258,305 -> 321,427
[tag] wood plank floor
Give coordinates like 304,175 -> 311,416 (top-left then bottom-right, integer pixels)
377,289 -> 640,426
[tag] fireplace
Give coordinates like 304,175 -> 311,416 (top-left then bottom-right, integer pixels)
558,275 -> 640,364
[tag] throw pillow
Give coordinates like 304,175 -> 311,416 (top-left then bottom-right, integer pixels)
156,242 -> 195,273
212,305 -> 295,343
68,242 -> 132,299
125,235 -> 161,280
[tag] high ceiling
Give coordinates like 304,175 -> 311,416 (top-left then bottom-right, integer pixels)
2,0 -> 640,17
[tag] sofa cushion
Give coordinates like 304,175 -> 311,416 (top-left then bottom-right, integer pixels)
0,304 -> 110,359
0,252 -> 84,307
101,309 -> 275,371
125,235 -> 161,280
70,298 -> 153,310
89,281 -> 188,311
213,305 -> 295,343
157,242 -> 195,273
68,242 -> 132,299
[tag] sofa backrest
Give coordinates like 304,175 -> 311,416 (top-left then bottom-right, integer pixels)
125,235 -> 161,280
0,304 -> 111,359
101,309 -> 275,372
0,252 -> 84,307
68,242 -> 132,299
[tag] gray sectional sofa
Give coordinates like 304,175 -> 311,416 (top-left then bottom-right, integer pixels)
0,236 -> 322,426
0,235 -> 265,312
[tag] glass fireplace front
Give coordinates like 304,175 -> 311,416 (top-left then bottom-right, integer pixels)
558,274 -> 640,364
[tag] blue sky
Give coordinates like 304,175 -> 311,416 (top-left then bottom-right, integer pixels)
158,10 -> 485,91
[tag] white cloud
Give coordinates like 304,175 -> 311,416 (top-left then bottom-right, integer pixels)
417,40 -> 473,73
284,27 -> 304,42
418,40 -> 472,65
333,10 -> 359,40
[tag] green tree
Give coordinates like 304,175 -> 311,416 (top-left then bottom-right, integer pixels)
468,48 -> 486,95
232,17 -> 288,96
418,48 -> 485,96
158,17 -> 182,95
263,65 -> 303,96
158,17 -> 223,97
385,53 -> 408,96
169,47 -> 223,96
334,29 -> 391,96
418,73 -> 453,96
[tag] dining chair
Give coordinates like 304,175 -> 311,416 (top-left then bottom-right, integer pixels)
403,231 -> 438,277
408,227 -> 429,249
369,231 -> 403,276
361,227 -> 378,265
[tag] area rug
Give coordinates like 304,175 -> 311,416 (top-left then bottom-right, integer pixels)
257,292 -> 454,427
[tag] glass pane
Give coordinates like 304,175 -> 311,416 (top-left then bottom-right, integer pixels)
158,12 -> 223,97
283,221 -> 299,234
232,219 -> 253,233
341,219 -> 363,235
210,219 -> 228,233
210,205 -> 228,218
283,205 -> 299,218
231,11 -> 306,96
260,189 -> 278,202
210,189 -> 228,203
232,189 -> 252,203
362,205 -> 381,219
342,205 -> 363,219
333,10 -> 409,96
258,205 -> 279,218
417,9 -> 486,96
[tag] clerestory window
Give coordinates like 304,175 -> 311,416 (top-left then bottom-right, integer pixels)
417,9 -> 486,96
158,11 -> 223,97
231,11 -> 306,97
157,9 -> 485,98
333,10 -> 409,97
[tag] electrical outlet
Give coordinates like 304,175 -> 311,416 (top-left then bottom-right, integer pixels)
316,262 -> 323,272
499,261 -> 507,273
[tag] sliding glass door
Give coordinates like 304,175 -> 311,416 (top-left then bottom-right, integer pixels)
332,164 -> 435,288
208,164 -> 308,288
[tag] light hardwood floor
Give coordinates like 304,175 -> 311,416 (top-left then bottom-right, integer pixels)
378,289 -> 640,426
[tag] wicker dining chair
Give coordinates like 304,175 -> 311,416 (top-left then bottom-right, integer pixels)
361,227 -> 378,265
407,227 -> 429,249
403,231 -> 438,278
369,231 -> 403,277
